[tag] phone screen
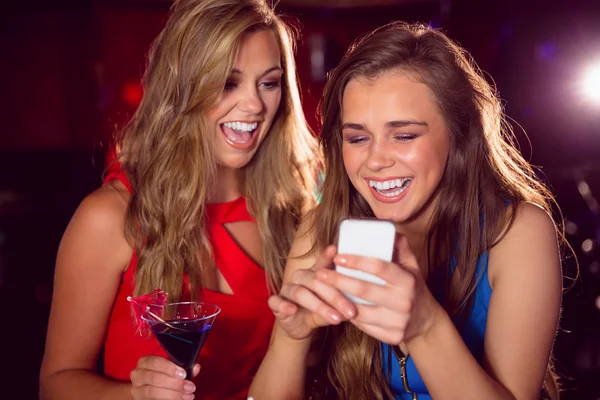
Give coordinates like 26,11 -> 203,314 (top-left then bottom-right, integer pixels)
336,219 -> 395,304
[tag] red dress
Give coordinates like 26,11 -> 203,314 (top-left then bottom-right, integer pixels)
102,170 -> 275,399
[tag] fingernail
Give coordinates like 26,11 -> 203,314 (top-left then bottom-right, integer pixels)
176,369 -> 186,379
317,270 -> 328,280
336,256 -> 347,265
346,308 -> 355,318
183,395 -> 195,400
184,382 -> 196,393
330,313 -> 340,322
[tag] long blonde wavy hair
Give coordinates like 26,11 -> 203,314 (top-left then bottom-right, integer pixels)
311,22 -> 565,399
114,0 -> 322,302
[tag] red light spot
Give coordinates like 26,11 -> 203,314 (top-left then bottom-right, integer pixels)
123,81 -> 143,107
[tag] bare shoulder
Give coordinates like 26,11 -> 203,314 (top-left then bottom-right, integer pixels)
40,182 -> 133,380
81,179 -> 129,217
59,181 -> 132,273
507,202 -> 556,237
483,203 -> 562,396
283,214 -> 319,283
75,179 -> 129,228
488,202 -> 560,288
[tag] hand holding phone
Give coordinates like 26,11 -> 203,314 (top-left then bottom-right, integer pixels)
336,219 -> 396,305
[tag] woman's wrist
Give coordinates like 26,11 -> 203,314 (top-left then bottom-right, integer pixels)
274,323 -> 315,349
406,301 -> 448,350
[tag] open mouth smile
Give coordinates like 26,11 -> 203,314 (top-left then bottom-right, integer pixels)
367,177 -> 412,202
221,121 -> 261,150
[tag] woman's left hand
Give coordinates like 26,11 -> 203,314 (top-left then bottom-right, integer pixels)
316,235 -> 444,345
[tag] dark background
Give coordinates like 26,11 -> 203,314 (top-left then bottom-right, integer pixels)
0,0 -> 599,398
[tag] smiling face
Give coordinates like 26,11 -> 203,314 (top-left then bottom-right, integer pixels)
341,71 -> 450,228
207,28 -> 283,170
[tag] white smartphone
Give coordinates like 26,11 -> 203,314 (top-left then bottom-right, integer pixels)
335,218 -> 396,305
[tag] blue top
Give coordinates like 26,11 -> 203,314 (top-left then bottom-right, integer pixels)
381,252 -> 492,399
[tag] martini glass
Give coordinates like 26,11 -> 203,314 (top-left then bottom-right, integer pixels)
141,301 -> 221,379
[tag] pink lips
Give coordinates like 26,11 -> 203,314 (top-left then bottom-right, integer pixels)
365,177 -> 412,204
220,122 -> 261,150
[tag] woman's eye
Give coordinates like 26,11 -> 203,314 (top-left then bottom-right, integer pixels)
260,80 -> 281,90
394,133 -> 417,141
346,136 -> 367,144
224,81 -> 237,91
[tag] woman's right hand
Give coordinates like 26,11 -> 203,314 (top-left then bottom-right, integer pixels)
130,356 -> 200,400
268,245 -> 358,341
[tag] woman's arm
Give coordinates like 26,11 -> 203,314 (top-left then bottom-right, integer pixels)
406,203 -> 562,399
250,218 -> 356,400
40,183 -> 199,400
39,184 -> 134,399
250,218 -> 318,400
316,203 -> 561,399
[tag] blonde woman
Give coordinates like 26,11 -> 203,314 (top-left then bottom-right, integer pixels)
251,23 -> 564,400
39,1 -> 321,399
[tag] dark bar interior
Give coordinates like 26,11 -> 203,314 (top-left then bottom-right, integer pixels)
1,0 -> 599,398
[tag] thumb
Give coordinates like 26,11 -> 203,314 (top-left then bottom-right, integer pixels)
394,235 -> 420,273
192,363 -> 201,377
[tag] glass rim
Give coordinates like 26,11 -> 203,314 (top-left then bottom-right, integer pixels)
140,301 -> 221,323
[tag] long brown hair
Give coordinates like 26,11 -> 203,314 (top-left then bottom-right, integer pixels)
115,0 -> 322,302
312,22 -> 564,399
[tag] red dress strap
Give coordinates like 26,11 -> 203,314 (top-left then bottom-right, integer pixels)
206,197 -> 254,224
103,161 -> 132,192
206,198 -> 270,301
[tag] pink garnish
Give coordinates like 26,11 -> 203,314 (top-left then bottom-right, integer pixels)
127,289 -> 168,334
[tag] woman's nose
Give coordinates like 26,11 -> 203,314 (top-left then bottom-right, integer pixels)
238,87 -> 263,115
365,141 -> 395,171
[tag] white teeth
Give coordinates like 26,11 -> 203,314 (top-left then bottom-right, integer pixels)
223,121 -> 258,131
380,189 -> 402,197
368,178 -> 411,197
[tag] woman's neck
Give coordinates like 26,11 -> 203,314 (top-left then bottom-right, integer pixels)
399,227 -> 429,270
210,166 -> 243,203
394,193 -> 441,270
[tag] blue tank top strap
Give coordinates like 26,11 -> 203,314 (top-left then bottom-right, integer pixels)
382,251 -> 492,399
458,251 -> 491,360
